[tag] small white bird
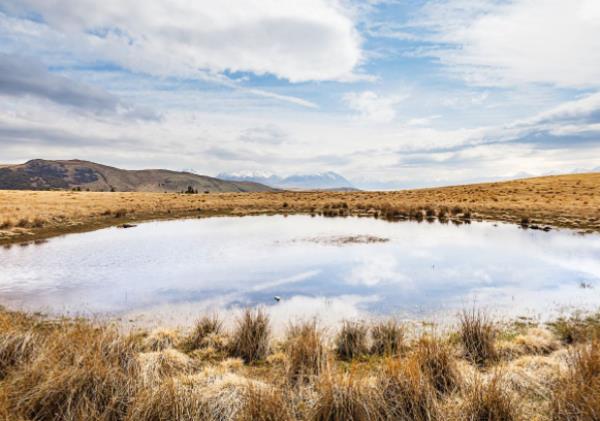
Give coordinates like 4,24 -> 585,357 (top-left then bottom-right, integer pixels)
274,296 -> 281,302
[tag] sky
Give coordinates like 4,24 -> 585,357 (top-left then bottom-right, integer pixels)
0,0 -> 599,189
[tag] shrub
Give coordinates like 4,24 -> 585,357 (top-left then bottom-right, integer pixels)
437,207 -> 449,220
459,309 -> 497,366
551,342 -> 600,420
415,337 -> 461,395
377,357 -> 439,421
450,206 -> 463,215
335,321 -> 368,361
285,320 -> 326,384
229,308 -> 270,363
16,218 -> 29,228
370,320 -> 404,356
0,219 -> 13,229
462,374 -> 518,421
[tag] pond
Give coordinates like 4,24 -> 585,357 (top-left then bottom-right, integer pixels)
1,215 -> 599,328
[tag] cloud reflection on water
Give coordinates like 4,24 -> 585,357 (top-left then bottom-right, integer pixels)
0,215 -> 599,327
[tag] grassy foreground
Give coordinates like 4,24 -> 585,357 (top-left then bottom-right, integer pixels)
1,307 -> 599,420
1,172 -> 600,244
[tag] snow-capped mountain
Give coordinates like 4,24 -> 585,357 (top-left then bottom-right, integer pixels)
217,171 -> 355,190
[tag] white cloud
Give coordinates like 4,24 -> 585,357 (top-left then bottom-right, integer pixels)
343,90 -> 407,123
5,0 -> 363,83
520,91 -> 600,126
416,0 -> 600,88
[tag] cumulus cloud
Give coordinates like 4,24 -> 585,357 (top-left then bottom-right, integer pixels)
0,53 -> 158,120
415,0 -> 600,88
4,0 -> 363,83
343,90 -> 407,123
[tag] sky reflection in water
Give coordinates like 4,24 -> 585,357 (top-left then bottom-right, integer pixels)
1,215 -> 599,329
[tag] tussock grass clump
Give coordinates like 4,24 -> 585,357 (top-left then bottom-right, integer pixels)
126,377 -> 209,421
551,341 -> 600,420
549,312 -> 600,344
229,308 -> 270,363
377,357 -> 439,421
238,384 -> 294,421
285,320 -> 326,384
462,374 -> 519,421
0,219 -> 13,229
113,208 -> 127,218
143,328 -> 179,351
0,330 -> 40,379
415,336 -> 461,395
137,349 -> 193,386
370,319 -> 404,356
2,322 -> 139,421
450,206 -> 463,215
513,327 -> 559,356
312,371 -> 383,421
181,314 -> 223,352
335,321 -> 368,361
459,309 -> 497,366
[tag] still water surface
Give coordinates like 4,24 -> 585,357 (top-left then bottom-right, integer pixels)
1,215 -> 599,327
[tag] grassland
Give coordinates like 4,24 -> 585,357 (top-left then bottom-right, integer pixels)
0,306 -> 599,420
1,172 -> 599,244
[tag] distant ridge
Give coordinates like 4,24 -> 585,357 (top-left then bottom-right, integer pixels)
217,170 -> 358,191
0,159 -> 276,192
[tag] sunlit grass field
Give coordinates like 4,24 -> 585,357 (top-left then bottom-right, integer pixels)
0,307 -> 599,420
1,172 -> 599,244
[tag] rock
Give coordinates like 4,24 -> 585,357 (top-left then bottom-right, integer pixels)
118,223 -> 137,229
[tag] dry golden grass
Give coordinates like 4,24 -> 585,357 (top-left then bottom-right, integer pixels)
229,308 -> 271,364
1,171 -> 599,244
370,319 -> 405,357
284,320 -> 327,385
414,336 -> 462,396
460,373 -> 519,421
377,357 -> 440,420
0,308 -> 599,420
551,341 -> 600,420
335,321 -> 369,362
459,309 -> 498,366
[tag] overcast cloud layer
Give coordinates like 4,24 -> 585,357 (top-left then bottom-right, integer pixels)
0,0 -> 599,189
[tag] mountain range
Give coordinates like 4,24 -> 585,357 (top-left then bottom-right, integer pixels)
217,171 -> 357,191
0,160 -> 275,192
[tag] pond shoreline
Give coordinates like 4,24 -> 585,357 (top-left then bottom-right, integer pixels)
1,190 -> 598,246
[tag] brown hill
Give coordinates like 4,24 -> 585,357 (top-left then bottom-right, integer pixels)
0,159 -> 276,193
